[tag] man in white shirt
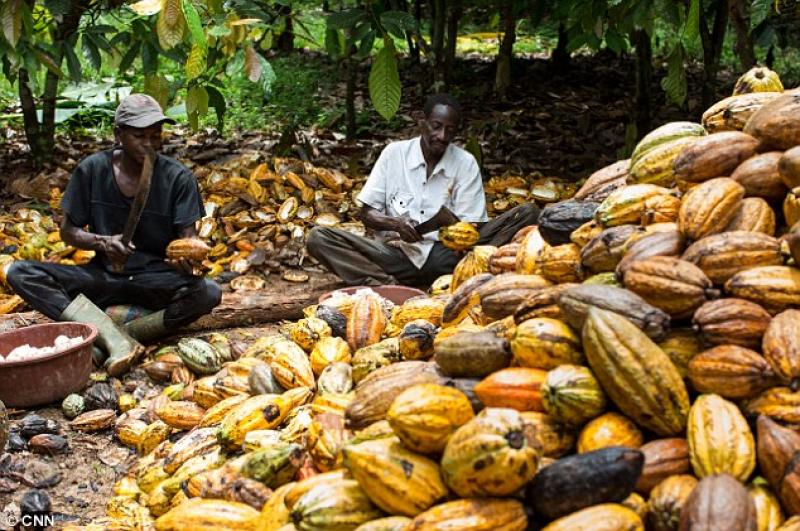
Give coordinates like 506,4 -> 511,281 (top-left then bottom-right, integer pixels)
307,94 -> 539,286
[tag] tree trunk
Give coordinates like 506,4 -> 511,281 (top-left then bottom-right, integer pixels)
18,6 -> 82,167
552,23 -> 570,73
345,57 -> 357,140
495,0 -> 516,99
632,29 -> 653,143
431,0 -> 446,88
409,0 -> 422,63
276,5 -> 294,52
700,0 -> 730,108
322,0 -> 330,12
443,0 -> 462,88
729,0 -> 756,70
18,69 -> 47,164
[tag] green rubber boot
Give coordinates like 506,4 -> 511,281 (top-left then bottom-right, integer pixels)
125,310 -> 168,344
60,294 -> 145,377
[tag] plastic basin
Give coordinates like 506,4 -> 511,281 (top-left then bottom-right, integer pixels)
319,285 -> 427,305
0,322 -> 97,408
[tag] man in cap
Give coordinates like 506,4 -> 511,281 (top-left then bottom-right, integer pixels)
7,94 -> 222,376
306,93 -> 539,286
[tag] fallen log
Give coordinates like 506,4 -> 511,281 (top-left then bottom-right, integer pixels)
0,273 -> 344,334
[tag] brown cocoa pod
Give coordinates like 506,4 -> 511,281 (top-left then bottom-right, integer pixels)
580,225 -> 646,273
687,345 -> 780,400
756,415 -> 800,489
692,298 -> 771,349
731,152 -> 787,200
513,284 -> 576,323
622,256 -> 719,319
616,230 -> 686,278
744,91 -> 800,151
724,197 -> 776,236
673,131 -> 759,183
557,284 -> 670,341
678,178 -> 745,242
223,477 -> 273,510
678,473 -> 757,531
488,243 -> 521,275
171,366 -> 195,385
781,454 -> 800,516
144,360 -> 181,383
635,438 -> 691,495
70,409 -> 116,432
746,387 -> 800,425
780,146 -> 800,189
682,231 -> 782,286
574,159 -> 630,202
762,310 -> 800,389
647,475 -> 698,531
28,434 -> 69,454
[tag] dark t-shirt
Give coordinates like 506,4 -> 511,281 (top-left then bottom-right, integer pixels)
61,149 -> 205,273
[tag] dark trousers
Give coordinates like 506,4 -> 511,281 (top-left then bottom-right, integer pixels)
306,203 -> 540,287
7,261 -> 222,329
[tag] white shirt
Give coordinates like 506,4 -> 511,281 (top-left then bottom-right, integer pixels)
357,137 -> 489,268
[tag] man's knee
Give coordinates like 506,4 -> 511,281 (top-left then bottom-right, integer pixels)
306,227 -> 332,255
6,260 -> 39,292
199,279 -> 222,312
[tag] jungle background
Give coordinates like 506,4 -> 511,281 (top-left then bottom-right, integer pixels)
1,0 -> 799,183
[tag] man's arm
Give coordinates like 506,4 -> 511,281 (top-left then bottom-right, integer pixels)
359,205 -> 422,243
60,217 -> 134,264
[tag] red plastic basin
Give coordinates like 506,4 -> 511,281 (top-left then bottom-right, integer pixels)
0,322 -> 97,408
319,285 -> 427,305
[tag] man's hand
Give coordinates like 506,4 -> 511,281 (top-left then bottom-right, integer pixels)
432,206 -> 459,228
101,234 -> 135,264
392,217 -> 424,243
166,257 -> 200,276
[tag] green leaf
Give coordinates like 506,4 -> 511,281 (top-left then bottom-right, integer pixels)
185,42 -> 205,80
327,9 -> 367,30
325,27 -> 343,59
257,54 -> 275,96
660,44 -> 687,106
44,0 -> 70,17
186,84 -> 208,116
206,84 -> 225,128
32,47 -> 61,77
182,0 -> 206,51
356,30 -> 375,59
368,39 -> 400,121
157,0 -> 186,50
118,41 -> 140,74
207,24 -> 231,37
82,35 -> 101,70
751,0 -> 772,29
64,42 -> 82,81
144,73 -> 169,109
605,30 -> 627,53
684,0 -> 700,51
380,10 -> 417,32
142,40 -> 159,74
2,0 -> 23,48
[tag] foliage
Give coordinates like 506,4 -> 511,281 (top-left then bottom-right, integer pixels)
0,0 -> 799,160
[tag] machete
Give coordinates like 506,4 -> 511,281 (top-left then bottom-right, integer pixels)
112,148 -> 155,273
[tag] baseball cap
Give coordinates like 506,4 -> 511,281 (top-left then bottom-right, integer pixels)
115,93 -> 176,128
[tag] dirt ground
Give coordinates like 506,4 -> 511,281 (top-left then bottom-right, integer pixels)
0,323 -> 281,529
